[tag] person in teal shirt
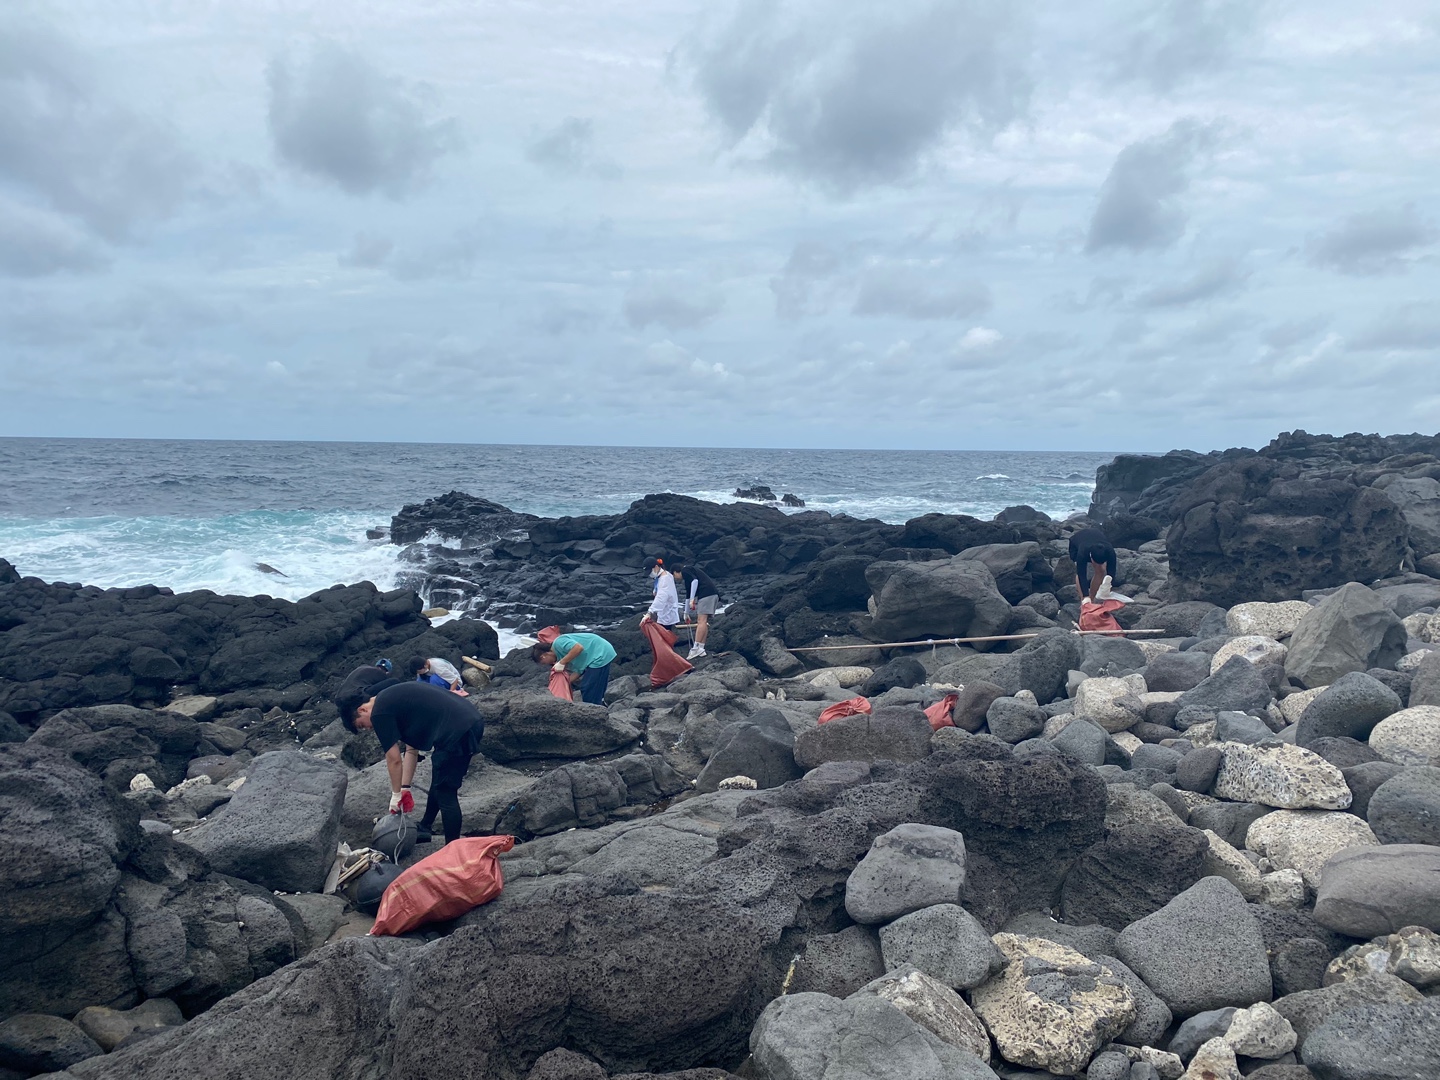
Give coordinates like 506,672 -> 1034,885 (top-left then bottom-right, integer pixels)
532,631 -> 617,704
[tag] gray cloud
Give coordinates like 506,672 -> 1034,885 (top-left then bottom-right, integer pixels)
770,241 -> 846,318
389,225 -> 489,281
624,276 -> 725,330
685,0 -> 1030,188
852,263 -> 991,319
1262,316 -> 1327,350
1086,119 -> 1216,253
1307,203 -> 1437,276
267,42 -> 456,197
0,197 -> 106,276
338,231 -> 394,268
1349,304 -> 1440,351
0,20 -> 194,239
1119,0 -> 1259,91
526,117 -> 618,178
1135,257 -> 1248,306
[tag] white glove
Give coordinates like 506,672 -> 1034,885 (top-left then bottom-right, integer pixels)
552,661 -> 567,673
1081,596 -> 1095,606
1096,575 -> 1113,600
388,791 -> 403,812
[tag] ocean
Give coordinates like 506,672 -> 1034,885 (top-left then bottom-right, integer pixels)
0,439 -> 1118,603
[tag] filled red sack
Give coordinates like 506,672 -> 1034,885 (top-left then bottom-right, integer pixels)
1079,599 -> 1126,636
924,692 -> 959,731
548,669 -> 574,700
369,834 -> 515,937
818,696 -> 872,724
643,619 -> 693,688
536,625 -> 562,645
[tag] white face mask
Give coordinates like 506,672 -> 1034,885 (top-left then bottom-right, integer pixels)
650,566 -> 663,579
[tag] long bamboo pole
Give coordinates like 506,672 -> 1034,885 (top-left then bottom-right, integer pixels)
785,627 -> 1169,652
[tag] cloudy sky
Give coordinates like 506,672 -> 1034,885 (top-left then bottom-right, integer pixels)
2,0 -> 1438,452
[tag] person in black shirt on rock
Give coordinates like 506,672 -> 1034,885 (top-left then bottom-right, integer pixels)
678,564 -> 720,660
339,681 -> 484,845
1068,526 -> 1118,606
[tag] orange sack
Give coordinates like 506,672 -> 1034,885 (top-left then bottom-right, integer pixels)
370,834 -> 515,937
924,692 -> 959,731
643,619 -> 693,688
1079,599 -> 1126,636
548,669 -> 574,701
536,625 -> 562,645
818,696 -> 872,724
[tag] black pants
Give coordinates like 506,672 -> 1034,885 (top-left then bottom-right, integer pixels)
419,728 -> 481,842
578,662 -> 612,705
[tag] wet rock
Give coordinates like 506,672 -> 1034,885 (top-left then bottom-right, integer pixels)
1213,743 -> 1352,810
1115,877 -> 1273,1018
969,933 -> 1135,1075
845,823 -> 968,925
1245,809 -> 1377,889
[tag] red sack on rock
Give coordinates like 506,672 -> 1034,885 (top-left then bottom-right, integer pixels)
536,625 -> 562,645
818,696 -> 872,724
548,669 -> 573,700
369,834 -> 515,937
643,619 -> 692,688
1079,599 -> 1126,636
924,693 -> 959,731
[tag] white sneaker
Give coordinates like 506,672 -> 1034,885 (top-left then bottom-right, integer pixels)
687,644 -> 705,660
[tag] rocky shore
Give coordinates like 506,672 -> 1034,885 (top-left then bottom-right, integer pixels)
3,429 -> 1440,1080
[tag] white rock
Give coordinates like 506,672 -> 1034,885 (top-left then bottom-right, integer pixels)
1213,741 -> 1352,810
1182,1038 -> 1241,1080
718,775 -> 758,790
1226,601 -> 1313,640
1278,686 -> 1326,725
970,934 -> 1135,1075
1202,830 -> 1261,901
1403,612 -> 1440,644
1257,868 -> 1306,909
129,773 -> 156,792
856,967 -> 991,1062
1324,926 -> 1440,989
1074,674 -> 1148,733
1398,647 -> 1436,672
1137,640 -> 1178,662
1369,705 -> 1440,766
1185,720 -> 1219,747
165,694 -> 218,720
1210,635 -> 1288,674
1112,731 -> 1144,755
1245,809 -> 1378,889
1223,1001 -> 1296,1058
1014,689 -> 1038,705
1140,690 -> 1184,706
810,665 -> 873,689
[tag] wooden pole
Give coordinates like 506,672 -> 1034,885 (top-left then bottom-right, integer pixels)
786,627 -> 1170,653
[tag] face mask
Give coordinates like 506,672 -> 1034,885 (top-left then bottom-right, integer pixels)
650,566 -> 663,579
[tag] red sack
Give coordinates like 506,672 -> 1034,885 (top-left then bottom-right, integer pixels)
1079,599 -> 1126,636
924,692 -> 959,731
536,625 -> 562,645
548,669 -> 574,700
818,696 -> 872,724
643,619 -> 692,688
369,834 -> 515,936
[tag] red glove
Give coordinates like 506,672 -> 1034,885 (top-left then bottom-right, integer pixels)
388,788 -> 415,814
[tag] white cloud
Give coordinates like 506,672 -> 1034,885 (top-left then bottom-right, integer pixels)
958,326 -> 1003,350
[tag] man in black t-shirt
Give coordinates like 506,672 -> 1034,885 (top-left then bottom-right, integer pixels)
340,681 -> 484,845
678,564 -> 720,660
1068,527 -> 1118,605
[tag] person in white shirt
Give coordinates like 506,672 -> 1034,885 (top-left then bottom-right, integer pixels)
641,558 -> 680,628
408,655 -> 465,692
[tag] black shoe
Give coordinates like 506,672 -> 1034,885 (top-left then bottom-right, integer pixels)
415,826 -> 433,843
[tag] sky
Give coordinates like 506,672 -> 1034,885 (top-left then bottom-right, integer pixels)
1,0 -> 1438,453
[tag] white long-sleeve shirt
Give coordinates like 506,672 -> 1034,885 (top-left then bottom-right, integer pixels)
648,572 -> 680,625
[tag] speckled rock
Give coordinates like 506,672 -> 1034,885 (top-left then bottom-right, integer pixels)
1202,830 -> 1262,901
1278,688 -> 1326,726
1323,926 -> 1440,989
1227,602 -> 1313,640
1181,1037 -> 1241,1080
969,933 -> 1136,1075
810,666 -> 873,689
1299,999 -> 1440,1080
1369,705 -> 1440,766
853,966 -> 991,1063
845,823 -> 967,925
1075,674 -> 1149,733
1210,636 -> 1288,675
1223,1001 -> 1297,1058
1246,809 -> 1378,889
1213,743 -> 1351,810
1257,869 -> 1306,910
877,903 -> 1005,991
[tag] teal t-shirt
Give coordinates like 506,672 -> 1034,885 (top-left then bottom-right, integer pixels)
553,632 -> 617,672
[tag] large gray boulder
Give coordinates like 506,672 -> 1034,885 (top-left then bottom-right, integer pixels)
1285,583 -> 1408,690
1143,650 -> 1212,692
475,693 -> 642,763
0,1013 -> 103,1073
1301,998 -> 1440,1080
695,710 -> 801,793
1115,876 -> 1273,1017
1296,671 -> 1403,747
749,991 -> 996,1080
1177,656 -> 1275,715
1270,973 -> 1423,1052
868,557 -> 1011,644
953,541 -> 1053,604
1367,767 -> 1440,845
1378,474 -> 1440,555
878,903 -> 1004,990
793,706 -> 933,770
788,926 -> 886,998
990,630 -> 1081,705
1059,823 -> 1209,930
845,823 -> 968,925
177,750 -> 346,892
1313,844 -> 1440,937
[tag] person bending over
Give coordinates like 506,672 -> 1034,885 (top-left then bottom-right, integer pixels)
339,681 -> 484,845
531,631 -> 617,705
1068,526 -> 1118,606
678,564 -> 719,660
408,655 -> 465,693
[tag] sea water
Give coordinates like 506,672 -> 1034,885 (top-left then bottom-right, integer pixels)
0,439 -> 1118,603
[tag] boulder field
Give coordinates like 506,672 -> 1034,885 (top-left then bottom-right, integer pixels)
2,431 -> 1440,1079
